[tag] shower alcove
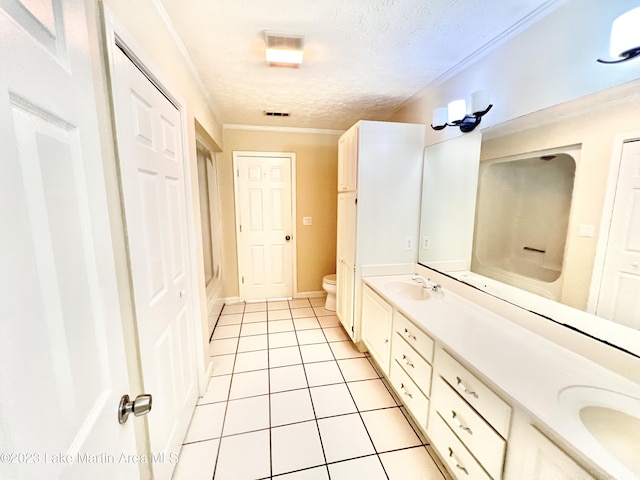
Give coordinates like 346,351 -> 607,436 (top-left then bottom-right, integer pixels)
471,147 -> 578,301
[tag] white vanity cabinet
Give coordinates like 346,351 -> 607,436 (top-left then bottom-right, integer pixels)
359,275 -> 616,480
388,311 -> 434,427
335,121 -> 424,340
360,284 -> 393,375
428,346 -> 512,480
505,414 -> 595,480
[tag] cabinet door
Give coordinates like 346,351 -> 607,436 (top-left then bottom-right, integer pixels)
337,125 -> 359,192
337,192 -> 357,265
336,258 -> 355,337
361,285 -> 393,374
345,124 -> 359,191
506,420 -> 594,480
337,134 -> 348,192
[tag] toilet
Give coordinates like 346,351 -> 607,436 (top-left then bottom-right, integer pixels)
322,274 -> 337,311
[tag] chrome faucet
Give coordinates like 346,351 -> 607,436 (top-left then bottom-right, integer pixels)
411,274 -> 442,292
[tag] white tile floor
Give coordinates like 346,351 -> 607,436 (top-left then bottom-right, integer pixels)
173,298 -> 447,480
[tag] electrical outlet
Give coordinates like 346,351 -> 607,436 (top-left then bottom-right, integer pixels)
405,237 -> 414,250
422,236 -> 431,250
303,216 -> 312,226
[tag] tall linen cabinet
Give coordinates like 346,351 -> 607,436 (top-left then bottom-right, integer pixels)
336,120 -> 425,341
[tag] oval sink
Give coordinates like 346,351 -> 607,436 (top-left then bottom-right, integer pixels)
384,281 -> 431,301
558,386 -> 640,477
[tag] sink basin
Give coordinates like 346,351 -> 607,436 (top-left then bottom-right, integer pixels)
384,281 -> 430,301
558,386 -> 640,477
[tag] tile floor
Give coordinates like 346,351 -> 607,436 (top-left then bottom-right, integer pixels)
172,297 -> 447,480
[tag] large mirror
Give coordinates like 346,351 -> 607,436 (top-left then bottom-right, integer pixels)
418,78 -> 640,357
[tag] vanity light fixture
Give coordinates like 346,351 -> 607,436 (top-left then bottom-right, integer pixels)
597,6 -> 640,64
431,90 -> 493,133
264,31 -> 305,67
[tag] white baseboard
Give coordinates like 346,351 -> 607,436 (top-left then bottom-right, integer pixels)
223,296 -> 243,304
204,360 -> 214,380
295,291 -> 326,298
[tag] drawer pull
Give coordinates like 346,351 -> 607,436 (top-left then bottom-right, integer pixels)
403,328 -> 417,341
402,354 -> 415,368
400,383 -> 413,399
451,410 -> 473,435
456,376 -> 479,399
448,448 -> 469,476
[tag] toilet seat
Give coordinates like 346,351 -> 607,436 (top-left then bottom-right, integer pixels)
323,274 -> 336,285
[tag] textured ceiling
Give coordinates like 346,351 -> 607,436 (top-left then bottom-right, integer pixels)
159,0 -> 564,130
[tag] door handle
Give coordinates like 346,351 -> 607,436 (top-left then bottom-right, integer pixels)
285,235 -> 291,241
118,393 -> 153,424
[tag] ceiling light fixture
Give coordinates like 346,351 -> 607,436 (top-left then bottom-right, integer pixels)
264,31 -> 305,67
431,90 -> 493,133
598,6 -> 640,64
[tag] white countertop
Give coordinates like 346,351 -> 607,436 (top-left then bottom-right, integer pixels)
363,274 -> 640,480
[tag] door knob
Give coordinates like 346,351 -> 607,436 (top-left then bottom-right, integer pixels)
285,235 -> 291,241
118,393 -> 153,424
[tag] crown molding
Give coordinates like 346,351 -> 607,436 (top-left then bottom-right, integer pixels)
427,0 -> 569,89
223,124 -> 345,135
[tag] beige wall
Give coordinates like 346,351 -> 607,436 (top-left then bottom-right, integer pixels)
217,128 -> 340,298
480,99 -> 640,310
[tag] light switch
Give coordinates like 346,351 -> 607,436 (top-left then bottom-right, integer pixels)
303,216 -> 312,226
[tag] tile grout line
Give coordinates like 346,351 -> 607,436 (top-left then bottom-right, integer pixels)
323,327 -> 392,480
202,299 -> 438,480
210,301 -> 246,480
266,300 -> 274,479
289,298 -> 333,480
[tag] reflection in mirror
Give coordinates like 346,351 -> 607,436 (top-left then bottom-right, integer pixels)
472,147 -> 577,302
418,132 -> 482,271
417,80 -> 640,356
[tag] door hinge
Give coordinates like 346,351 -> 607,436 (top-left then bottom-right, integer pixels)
236,169 -> 239,177
355,198 -> 358,204
239,224 -> 242,233
351,325 -> 354,333
242,276 -> 245,284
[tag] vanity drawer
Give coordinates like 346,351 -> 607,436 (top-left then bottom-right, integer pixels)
428,410 -> 492,480
392,333 -> 432,397
431,376 -> 506,480
435,347 -> 512,438
390,360 -> 429,427
394,311 -> 434,363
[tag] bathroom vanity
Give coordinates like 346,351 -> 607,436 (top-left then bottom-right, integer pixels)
359,272 -> 640,480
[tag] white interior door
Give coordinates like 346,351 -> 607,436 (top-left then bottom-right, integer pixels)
235,153 -> 294,300
0,1 -> 137,479
110,46 -> 197,479
597,139 -> 640,329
